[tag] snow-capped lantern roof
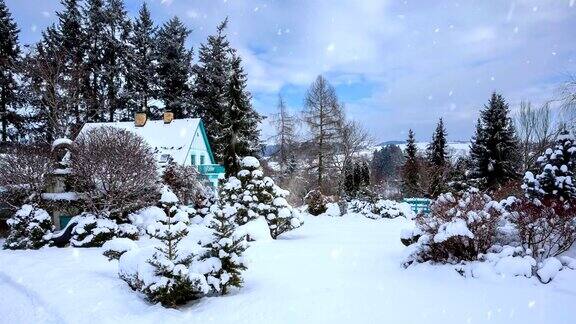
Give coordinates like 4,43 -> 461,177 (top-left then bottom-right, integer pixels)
78,117 -> 216,167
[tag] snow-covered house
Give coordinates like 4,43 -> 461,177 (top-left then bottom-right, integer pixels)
78,112 -> 226,187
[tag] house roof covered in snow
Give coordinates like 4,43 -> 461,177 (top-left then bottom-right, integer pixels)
78,118 -> 215,166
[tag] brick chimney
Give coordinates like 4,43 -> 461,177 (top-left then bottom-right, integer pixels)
163,111 -> 174,124
135,112 -> 147,127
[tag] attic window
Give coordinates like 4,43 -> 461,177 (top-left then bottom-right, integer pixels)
159,154 -> 172,163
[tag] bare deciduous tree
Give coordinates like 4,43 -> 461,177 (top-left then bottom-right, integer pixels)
515,101 -> 555,170
0,144 -> 53,208
302,75 -> 342,193
270,94 -> 298,173
71,126 -> 160,220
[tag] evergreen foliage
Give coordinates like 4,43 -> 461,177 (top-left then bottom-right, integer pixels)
126,2 -> 157,116
141,202 -> 208,307
221,51 -> 263,176
343,159 -> 370,198
220,156 -> 303,238
370,145 -> 404,184
523,129 -> 576,202
3,204 -> 54,250
469,93 -> 520,191
193,19 -> 231,161
199,204 -> 247,295
0,0 -> 21,143
427,118 -> 449,197
401,129 -> 422,197
155,16 -> 193,119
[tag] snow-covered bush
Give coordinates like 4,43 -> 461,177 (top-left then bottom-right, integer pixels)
403,188 -> 504,266
116,223 -> 139,240
220,156 -> 303,239
102,237 -> 139,261
195,204 -> 248,295
121,203 -> 209,307
70,126 -> 161,220
358,199 -> 405,219
3,205 -> 54,250
70,213 -> 118,247
508,197 -> 576,265
304,189 -> 328,216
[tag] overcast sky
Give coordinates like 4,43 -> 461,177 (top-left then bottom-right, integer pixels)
6,0 -> 576,143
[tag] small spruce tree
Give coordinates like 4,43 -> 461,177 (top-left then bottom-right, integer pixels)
199,204 -> 247,295
142,202 -> 208,307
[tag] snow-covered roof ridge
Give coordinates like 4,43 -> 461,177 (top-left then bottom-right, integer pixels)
79,118 -> 202,165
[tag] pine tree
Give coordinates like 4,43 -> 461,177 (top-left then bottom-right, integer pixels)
83,0 -> 107,122
427,118 -> 449,197
101,0 -> 131,121
56,0 -> 86,126
401,129 -> 421,197
126,2 -> 157,116
193,19 -> 231,161
200,204 -> 247,295
220,156 -> 303,238
156,16 -> 193,119
469,92 -> 520,190
523,128 -> 576,202
142,202 -> 208,307
0,0 -> 21,143
222,51 -> 263,176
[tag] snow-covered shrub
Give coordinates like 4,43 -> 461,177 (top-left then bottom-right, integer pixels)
103,237 -> 139,261
70,126 -> 161,220
116,223 -> 139,240
194,188 -> 217,218
121,203 -> 209,307
3,205 -> 54,250
304,189 -> 328,216
195,204 -> 248,295
70,213 -> 118,247
403,188 -> 504,266
523,129 -> 576,202
367,200 -> 405,219
162,161 -> 203,205
220,156 -> 303,238
400,227 -> 422,247
508,197 -> 576,265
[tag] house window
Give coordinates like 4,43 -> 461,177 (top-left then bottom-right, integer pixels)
200,155 -> 205,165
191,154 -> 196,165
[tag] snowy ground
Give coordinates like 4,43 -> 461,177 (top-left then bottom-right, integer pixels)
1,215 -> 576,324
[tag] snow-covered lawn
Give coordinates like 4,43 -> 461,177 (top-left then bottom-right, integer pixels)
1,215 -> 576,324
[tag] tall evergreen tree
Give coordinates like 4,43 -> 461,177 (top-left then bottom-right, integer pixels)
426,118 -> 449,197
222,51 -> 263,176
469,92 -> 520,190
126,2 -> 157,116
83,0 -> 107,122
193,19 -> 231,161
156,16 -> 193,119
56,0 -> 86,126
101,0 -> 131,121
0,0 -> 21,143
401,129 -> 421,197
